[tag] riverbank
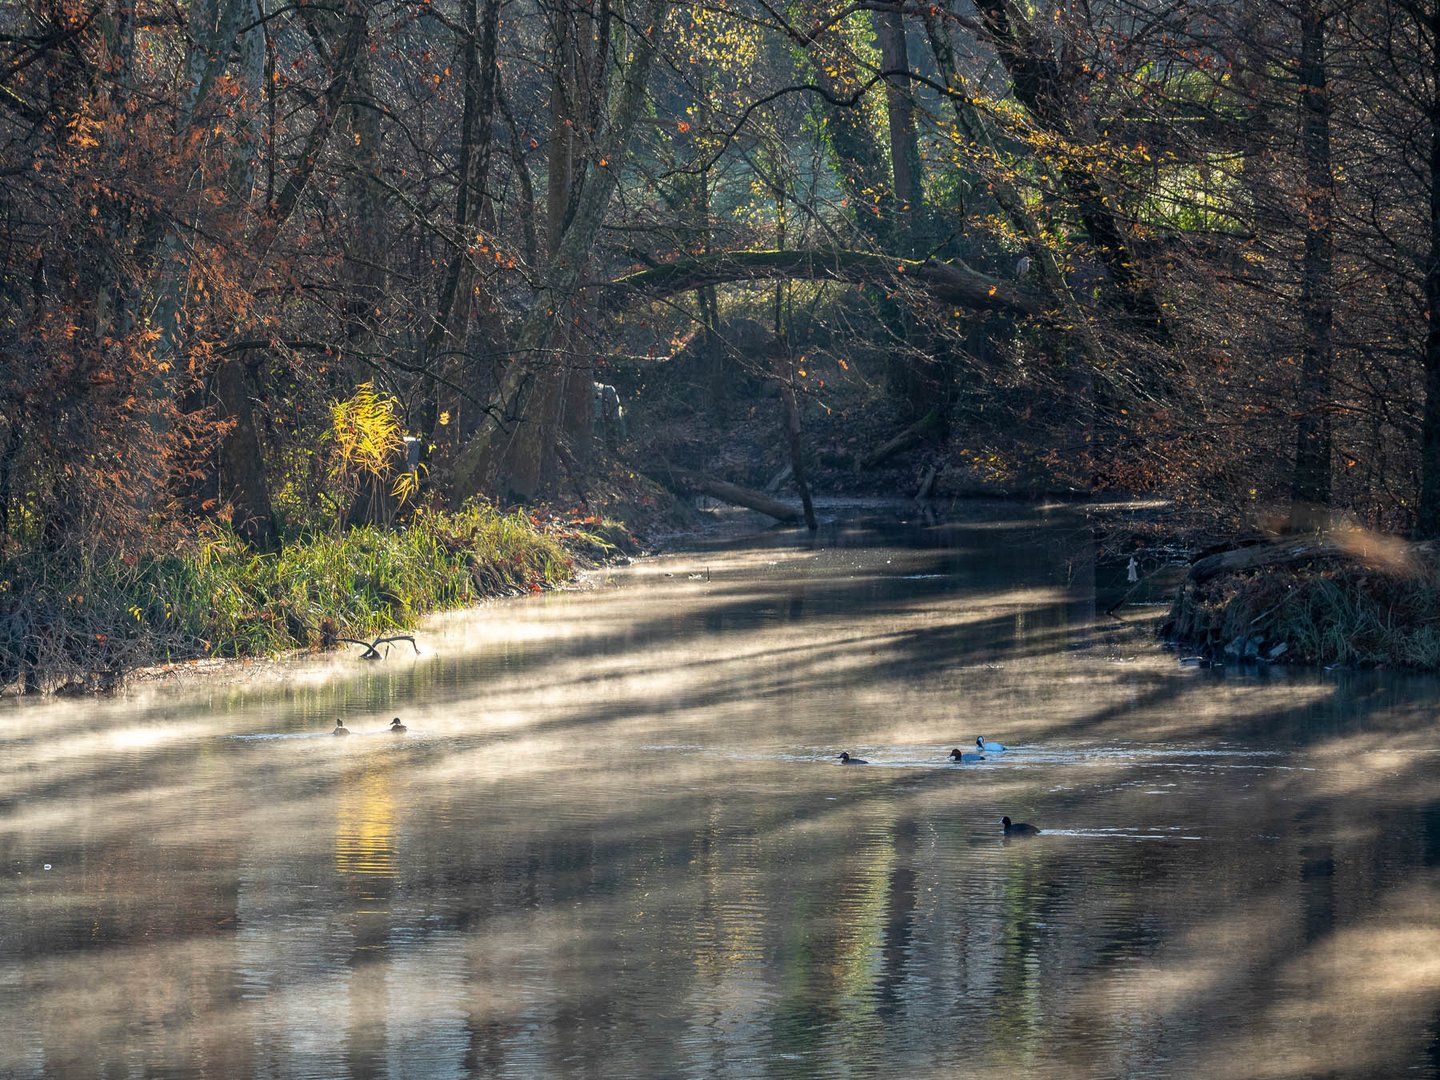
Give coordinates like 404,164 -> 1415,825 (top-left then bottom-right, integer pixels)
12,484 -> 1434,693
1081,503 -> 1440,672
0,502 -> 639,696
1158,529 -> 1440,671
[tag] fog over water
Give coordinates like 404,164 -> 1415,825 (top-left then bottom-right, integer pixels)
2,504 -> 1438,1078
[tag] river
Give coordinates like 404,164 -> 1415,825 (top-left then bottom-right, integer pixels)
1,503 -> 1438,1078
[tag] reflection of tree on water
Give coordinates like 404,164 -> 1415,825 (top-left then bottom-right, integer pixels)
875,816 -> 919,1020
990,847 -> 1050,1070
336,757 -> 399,1080
336,759 -> 400,888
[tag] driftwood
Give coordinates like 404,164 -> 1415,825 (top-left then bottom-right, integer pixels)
860,407 -> 944,470
338,634 -> 420,660
661,467 -> 803,523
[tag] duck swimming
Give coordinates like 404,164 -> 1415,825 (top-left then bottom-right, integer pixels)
976,736 -> 1007,752
1002,815 -> 1039,837
837,752 -> 868,764
333,719 -> 350,736
948,748 -> 986,763
388,717 -> 407,733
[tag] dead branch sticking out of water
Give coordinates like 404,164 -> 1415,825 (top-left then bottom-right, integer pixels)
337,635 -> 419,660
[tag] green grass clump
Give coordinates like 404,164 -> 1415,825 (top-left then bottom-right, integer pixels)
0,501 -> 584,692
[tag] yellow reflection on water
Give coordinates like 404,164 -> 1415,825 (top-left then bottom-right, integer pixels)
336,759 -> 398,886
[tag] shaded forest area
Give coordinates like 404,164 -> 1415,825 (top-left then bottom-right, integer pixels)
3,0 -> 1440,680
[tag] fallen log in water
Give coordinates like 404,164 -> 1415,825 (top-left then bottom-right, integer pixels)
657,467 -> 803,524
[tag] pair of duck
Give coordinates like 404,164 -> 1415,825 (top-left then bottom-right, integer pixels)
949,736 -> 1006,763
333,717 -> 406,736
835,737 -> 1006,766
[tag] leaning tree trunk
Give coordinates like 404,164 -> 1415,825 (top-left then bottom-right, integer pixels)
966,0 -> 1167,340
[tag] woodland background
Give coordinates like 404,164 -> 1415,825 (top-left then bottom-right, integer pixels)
2,0 -> 1439,570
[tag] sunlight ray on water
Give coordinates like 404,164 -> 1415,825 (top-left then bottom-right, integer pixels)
0,506 -> 1438,1078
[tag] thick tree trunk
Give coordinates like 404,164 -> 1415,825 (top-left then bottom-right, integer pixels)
495,0 -> 599,499
1289,3 -> 1334,529
214,357 -> 280,552
873,8 -> 922,253
870,8 -> 933,416
1420,6 -> 1440,537
805,46 -> 892,246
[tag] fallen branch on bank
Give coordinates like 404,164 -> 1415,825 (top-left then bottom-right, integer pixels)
1185,529 -> 1428,586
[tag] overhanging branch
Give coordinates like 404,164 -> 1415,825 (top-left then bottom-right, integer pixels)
607,248 -> 1045,318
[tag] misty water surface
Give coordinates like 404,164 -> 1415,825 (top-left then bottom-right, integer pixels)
1,503 -> 1438,1078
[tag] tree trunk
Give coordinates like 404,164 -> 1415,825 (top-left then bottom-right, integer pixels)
495,0 -> 592,499
860,407 -> 944,469
214,356 -> 281,552
661,469 -> 803,524
611,248 -> 1040,316
778,366 -> 817,530
872,8 -> 923,253
921,10 -> 1095,348
1420,4 -> 1440,537
450,0 -> 666,501
1289,3 -> 1334,529
414,0 -> 501,472
967,0 -> 1167,338
804,45 -> 892,245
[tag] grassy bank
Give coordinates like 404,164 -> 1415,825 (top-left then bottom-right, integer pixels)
1163,548 -> 1440,670
0,503 -> 630,694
